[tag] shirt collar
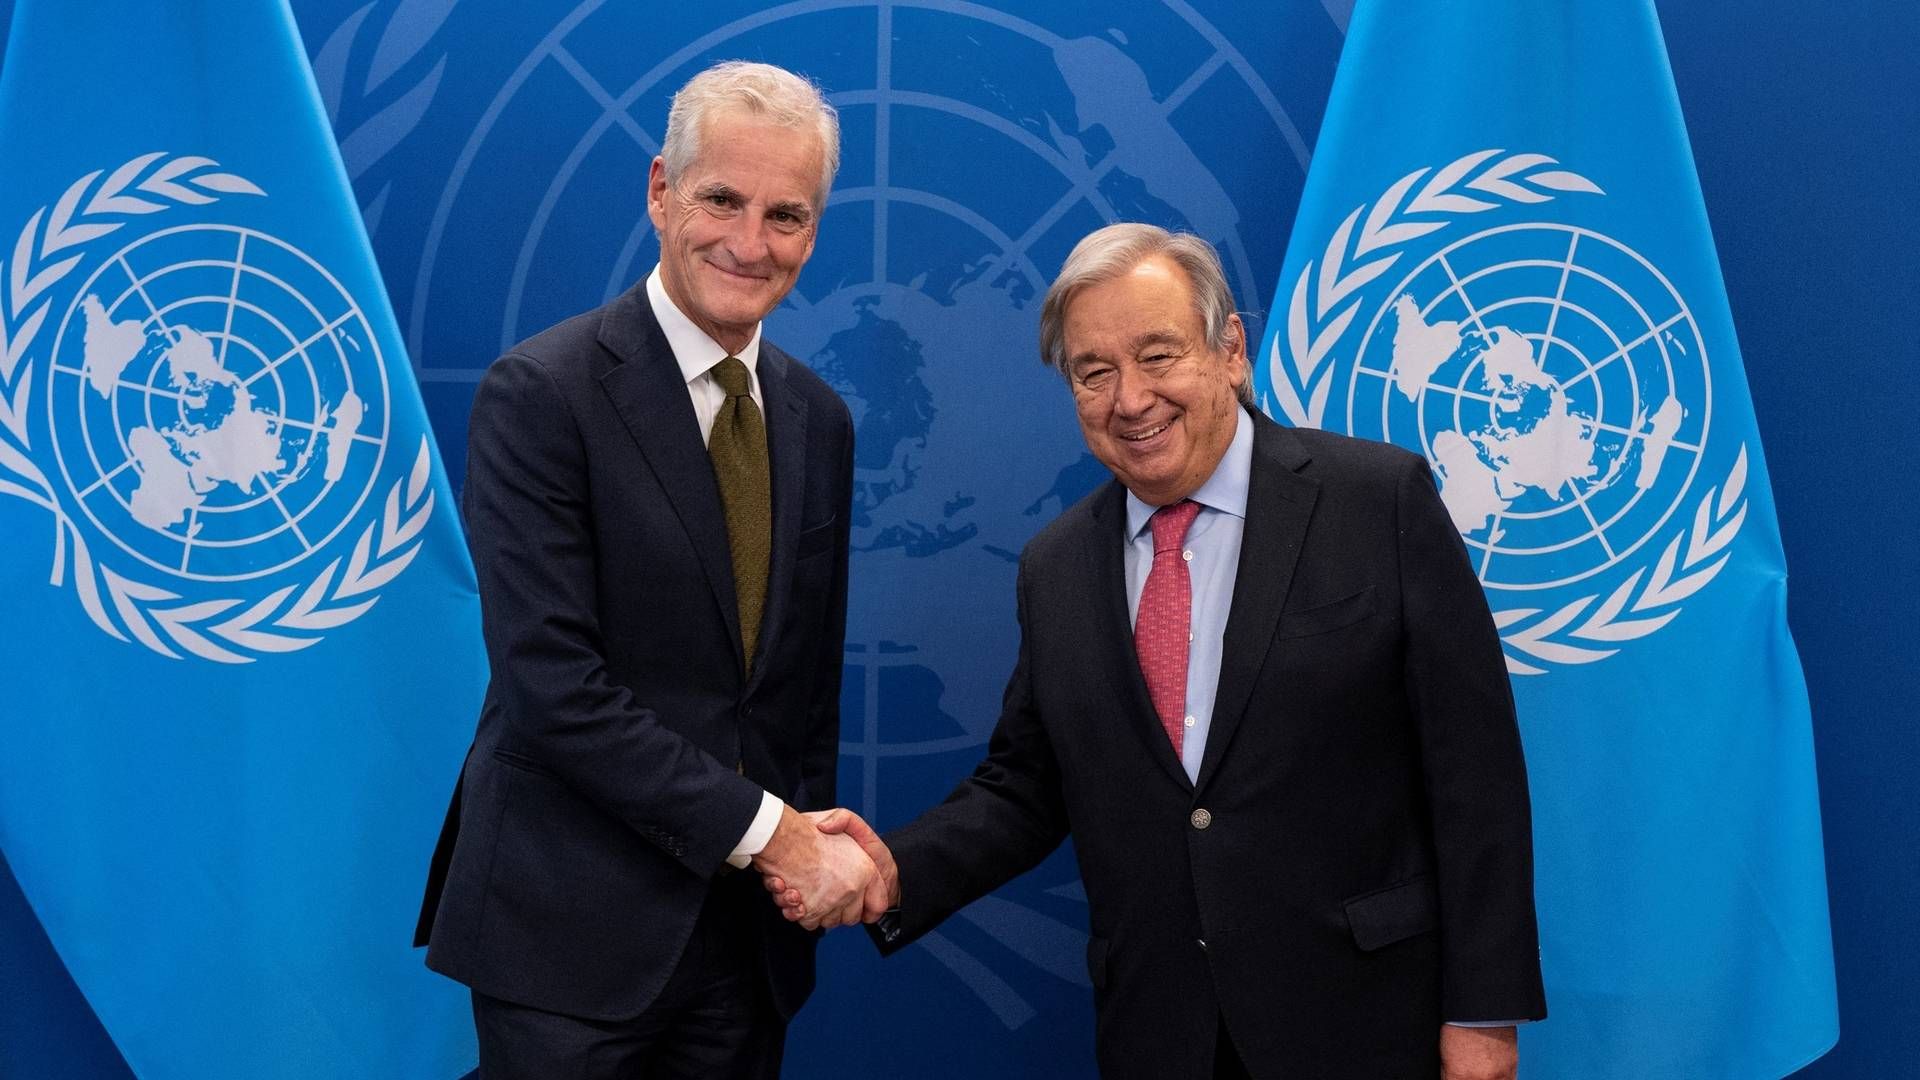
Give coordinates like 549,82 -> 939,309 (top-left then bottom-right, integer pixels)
646,263 -> 763,388
1125,405 -> 1253,540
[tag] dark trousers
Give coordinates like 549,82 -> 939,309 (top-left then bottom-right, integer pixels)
472,874 -> 785,1080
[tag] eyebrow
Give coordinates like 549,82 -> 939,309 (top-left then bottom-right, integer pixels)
691,181 -> 814,221
768,199 -> 815,222
1068,331 -> 1186,371
1128,330 -> 1185,353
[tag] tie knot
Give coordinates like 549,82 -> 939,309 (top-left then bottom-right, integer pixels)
1149,499 -> 1202,554
710,355 -> 752,398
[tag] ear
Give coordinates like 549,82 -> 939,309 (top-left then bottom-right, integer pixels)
1224,312 -> 1249,391
646,157 -> 670,232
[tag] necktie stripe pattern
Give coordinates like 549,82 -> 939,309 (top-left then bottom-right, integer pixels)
706,355 -> 771,670
1136,499 -> 1203,755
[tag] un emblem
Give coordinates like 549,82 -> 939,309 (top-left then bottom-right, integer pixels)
1265,150 -> 1749,674
397,0 -> 1309,1036
0,153 -> 437,663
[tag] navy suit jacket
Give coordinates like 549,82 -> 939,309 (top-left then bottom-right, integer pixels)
875,408 -> 1545,1078
416,283 -> 853,1022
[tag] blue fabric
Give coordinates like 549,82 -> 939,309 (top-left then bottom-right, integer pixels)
1123,406 -> 1251,781
1253,1 -> 1838,1075
0,2 -> 483,1077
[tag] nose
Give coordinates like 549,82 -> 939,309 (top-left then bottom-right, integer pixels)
1111,361 -> 1155,417
726,211 -> 772,265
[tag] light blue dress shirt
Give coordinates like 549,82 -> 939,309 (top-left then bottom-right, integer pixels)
1123,407 -> 1251,783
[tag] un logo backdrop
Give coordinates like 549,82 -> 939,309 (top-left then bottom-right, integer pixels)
303,0 -> 1343,1074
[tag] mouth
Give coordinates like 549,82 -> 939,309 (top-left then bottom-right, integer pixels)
705,259 -> 769,283
1118,418 -> 1175,444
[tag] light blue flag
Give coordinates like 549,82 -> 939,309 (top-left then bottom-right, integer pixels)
1254,1 -> 1837,1076
0,2 -> 483,1077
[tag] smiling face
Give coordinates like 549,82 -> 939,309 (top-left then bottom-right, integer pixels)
648,108 -> 824,354
1062,255 -> 1247,507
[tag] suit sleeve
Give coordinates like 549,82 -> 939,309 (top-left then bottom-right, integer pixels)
871,561 -> 1072,953
794,424 -> 854,813
1396,455 -> 1548,1022
464,351 -> 763,877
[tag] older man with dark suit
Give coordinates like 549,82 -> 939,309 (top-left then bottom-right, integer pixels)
774,224 -> 1546,1079
414,61 -> 875,1078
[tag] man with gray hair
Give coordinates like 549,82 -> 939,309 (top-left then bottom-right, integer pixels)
774,223 -> 1546,1078
416,60 -> 869,1077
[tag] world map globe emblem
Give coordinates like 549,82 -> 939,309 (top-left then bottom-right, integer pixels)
1345,223 -> 1712,593
46,224 -> 391,583
403,0 -> 1313,1032
415,0 -> 1302,765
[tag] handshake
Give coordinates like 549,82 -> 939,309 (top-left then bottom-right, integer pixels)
750,805 -> 898,931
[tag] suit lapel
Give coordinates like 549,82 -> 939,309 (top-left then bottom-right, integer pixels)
747,344 -> 808,694
1088,482 -> 1194,793
1195,412 -> 1318,796
594,286 -> 745,673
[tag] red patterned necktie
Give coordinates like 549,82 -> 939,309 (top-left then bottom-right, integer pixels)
1135,499 -> 1203,755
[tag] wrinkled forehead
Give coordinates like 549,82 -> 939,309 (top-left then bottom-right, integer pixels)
684,109 -> 826,194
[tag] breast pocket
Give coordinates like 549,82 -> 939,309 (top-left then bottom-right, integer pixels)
1277,585 -> 1378,639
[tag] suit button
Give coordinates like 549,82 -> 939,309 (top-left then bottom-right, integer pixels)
1190,808 -> 1212,830
1197,939 -> 1208,952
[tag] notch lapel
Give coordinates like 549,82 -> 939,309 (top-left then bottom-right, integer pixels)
746,344 -> 808,694
1088,483 -> 1193,793
1195,415 -> 1318,796
594,286 -> 745,673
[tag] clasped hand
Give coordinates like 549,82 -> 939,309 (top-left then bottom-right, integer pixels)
752,807 -> 896,931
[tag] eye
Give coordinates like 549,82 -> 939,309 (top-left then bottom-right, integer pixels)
1076,366 -> 1114,392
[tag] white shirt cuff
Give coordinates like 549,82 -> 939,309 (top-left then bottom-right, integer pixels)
726,791 -> 785,869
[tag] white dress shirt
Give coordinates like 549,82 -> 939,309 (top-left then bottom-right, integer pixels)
644,266 -> 785,868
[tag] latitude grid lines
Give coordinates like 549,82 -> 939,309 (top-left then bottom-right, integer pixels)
533,4 -> 1245,327
53,248 -> 383,563
1402,256 -> 1696,574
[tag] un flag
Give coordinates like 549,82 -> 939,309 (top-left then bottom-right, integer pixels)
0,2 -> 483,1077
1255,1 -> 1838,1076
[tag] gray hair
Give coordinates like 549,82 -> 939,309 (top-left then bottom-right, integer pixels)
661,61 -> 841,210
1039,223 -> 1251,403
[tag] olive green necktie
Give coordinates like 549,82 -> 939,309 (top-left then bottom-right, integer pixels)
706,355 -> 770,671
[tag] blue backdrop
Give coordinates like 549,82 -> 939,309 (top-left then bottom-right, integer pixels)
0,2 -> 1912,1077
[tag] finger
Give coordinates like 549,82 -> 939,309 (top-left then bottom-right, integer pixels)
812,808 -> 852,834
762,875 -> 787,893
836,811 -> 879,846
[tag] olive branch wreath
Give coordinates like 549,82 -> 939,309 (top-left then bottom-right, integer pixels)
1263,148 -> 1748,674
0,152 -> 437,664
313,0 -> 457,236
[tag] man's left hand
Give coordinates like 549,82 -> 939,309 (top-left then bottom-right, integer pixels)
1440,1024 -> 1517,1080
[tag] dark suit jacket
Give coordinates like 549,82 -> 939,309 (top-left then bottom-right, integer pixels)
415,283 -> 854,1022
877,408 -> 1544,1079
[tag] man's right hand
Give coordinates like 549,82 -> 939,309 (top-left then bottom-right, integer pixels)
763,808 -> 897,927
750,804 -> 875,930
